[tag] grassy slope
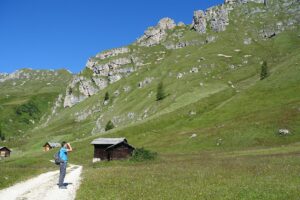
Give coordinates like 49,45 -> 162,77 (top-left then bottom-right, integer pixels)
0,69 -> 72,188
74,33 -> 300,199
0,1 -> 300,199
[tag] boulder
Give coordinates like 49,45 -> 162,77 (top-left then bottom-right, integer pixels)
278,129 -> 291,135
244,38 -> 252,45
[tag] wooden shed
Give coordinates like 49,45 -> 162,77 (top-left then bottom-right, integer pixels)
43,142 -> 61,151
0,146 -> 11,157
91,138 -> 135,161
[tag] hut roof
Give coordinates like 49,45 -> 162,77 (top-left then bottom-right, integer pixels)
105,142 -> 135,151
43,142 -> 61,148
91,138 -> 127,145
91,138 -> 135,151
0,146 -> 11,152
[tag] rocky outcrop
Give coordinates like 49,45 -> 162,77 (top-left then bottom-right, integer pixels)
192,10 -> 207,33
158,17 -> 176,29
64,55 -> 136,107
192,5 -> 229,34
225,0 -> 266,4
64,51 -> 140,107
0,70 -> 31,82
192,0 -> 268,35
91,57 -> 132,76
64,76 -> 100,107
136,17 -> 176,46
207,6 -> 229,32
95,47 -> 130,60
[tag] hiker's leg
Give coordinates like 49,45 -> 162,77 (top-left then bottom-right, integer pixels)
58,162 -> 66,187
62,162 -> 67,183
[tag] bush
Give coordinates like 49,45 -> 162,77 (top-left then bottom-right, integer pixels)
105,120 -> 115,131
156,81 -> 166,101
130,148 -> 158,162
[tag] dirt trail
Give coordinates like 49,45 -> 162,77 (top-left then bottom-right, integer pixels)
0,164 -> 82,200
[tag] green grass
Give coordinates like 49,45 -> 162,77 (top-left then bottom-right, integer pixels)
76,151 -> 300,200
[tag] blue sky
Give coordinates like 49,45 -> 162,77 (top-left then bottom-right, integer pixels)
0,0 -> 223,73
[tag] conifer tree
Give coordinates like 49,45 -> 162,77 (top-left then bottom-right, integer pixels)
104,91 -> 109,101
105,120 -> 115,131
260,61 -> 269,80
156,81 -> 166,101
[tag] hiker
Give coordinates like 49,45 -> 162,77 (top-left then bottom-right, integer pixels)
58,141 -> 72,189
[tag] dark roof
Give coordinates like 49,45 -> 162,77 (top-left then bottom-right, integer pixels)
105,142 -> 135,151
43,142 -> 61,148
91,137 -> 135,150
0,146 -> 11,152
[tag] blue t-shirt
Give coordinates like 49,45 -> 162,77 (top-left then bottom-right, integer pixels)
59,147 -> 68,161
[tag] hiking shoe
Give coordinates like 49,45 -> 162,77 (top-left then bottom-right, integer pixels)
59,186 -> 67,189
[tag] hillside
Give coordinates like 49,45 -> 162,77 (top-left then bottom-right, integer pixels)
0,69 -> 72,145
0,0 -> 300,199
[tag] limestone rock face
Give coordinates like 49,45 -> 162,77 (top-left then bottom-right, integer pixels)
191,10 -> 207,33
64,54 -> 137,107
136,17 -> 176,47
192,5 -> 229,34
158,17 -> 176,30
63,76 -> 99,108
192,0 -> 268,34
91,57 -> 132,77
207,6 -> 229,32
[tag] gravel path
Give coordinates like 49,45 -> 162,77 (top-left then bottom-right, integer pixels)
0,164 -> 82,200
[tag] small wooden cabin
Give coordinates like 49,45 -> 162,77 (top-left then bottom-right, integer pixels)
91,138 -> 135,161
43,142 -> 61,151
0,146 -> 11,157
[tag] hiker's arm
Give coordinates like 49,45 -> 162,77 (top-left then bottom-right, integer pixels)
67,143 -> 73,152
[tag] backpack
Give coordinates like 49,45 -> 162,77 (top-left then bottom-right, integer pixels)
54,151 -> 63,165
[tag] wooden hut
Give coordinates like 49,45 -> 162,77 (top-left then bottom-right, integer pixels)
91,138 -> 135,161
43,142 -> 61,151
0,146 -> 11,157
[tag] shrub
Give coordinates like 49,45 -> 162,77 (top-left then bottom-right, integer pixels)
130,148 -> 158,162
260,61 -> 269,80
156,81 -> 166,101
105,120 -> 115,131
